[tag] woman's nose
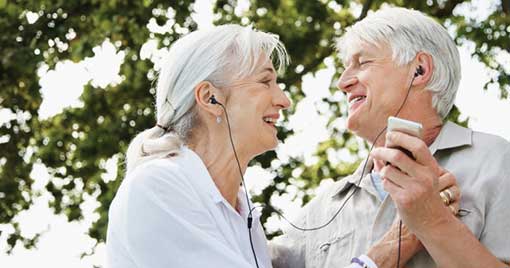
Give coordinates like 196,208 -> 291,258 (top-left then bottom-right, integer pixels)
274,85 -> 291,110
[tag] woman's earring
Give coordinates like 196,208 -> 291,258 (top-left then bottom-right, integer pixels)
216,116 -> 222,124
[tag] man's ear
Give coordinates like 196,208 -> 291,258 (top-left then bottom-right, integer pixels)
412,52 -> 434,87
194,81 -> 223,117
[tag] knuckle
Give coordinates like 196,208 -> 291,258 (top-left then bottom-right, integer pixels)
393,150 -> 405,162
388,131 -> 398,141
399,195 -> 414,209
417,142 -> 427,153
380,168 -> 388,178
447,172 -> 457,183
380,165 -> 392,178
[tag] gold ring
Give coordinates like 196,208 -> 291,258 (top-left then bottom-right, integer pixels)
440,190 -> 451,205
444,188 -> 454,202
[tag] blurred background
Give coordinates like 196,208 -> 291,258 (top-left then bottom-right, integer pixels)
1,0 -> 509,267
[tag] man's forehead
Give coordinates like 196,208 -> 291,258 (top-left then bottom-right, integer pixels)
344,41 -> 385,57
342,40 -> 391,64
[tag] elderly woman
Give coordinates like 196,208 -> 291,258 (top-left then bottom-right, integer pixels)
105,24 -> 460,268
106,24 -> 290,268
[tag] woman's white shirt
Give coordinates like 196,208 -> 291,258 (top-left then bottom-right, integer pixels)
106,147 -> 272,268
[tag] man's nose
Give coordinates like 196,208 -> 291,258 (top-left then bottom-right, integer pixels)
337,70 -> 358,93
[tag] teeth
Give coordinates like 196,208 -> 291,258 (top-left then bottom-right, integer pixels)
349,96 -> 366,104
263,117 -> 277,123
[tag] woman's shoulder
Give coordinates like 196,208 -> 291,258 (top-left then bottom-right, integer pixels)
132,157 -> 182,177
125,157 -> 191,192
112,156 -> 206,215
115,148 -> 213,211
127,147 -> 204,182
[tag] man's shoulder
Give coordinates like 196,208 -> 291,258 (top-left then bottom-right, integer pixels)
442,121 -> 510,156
304,174 -> 358,209
471,129 -> 510,152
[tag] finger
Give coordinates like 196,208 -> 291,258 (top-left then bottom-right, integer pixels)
372,147 -> 432,181
436,172 -> 456,192
380,164 -> 414,189
442,186 -> 460,206
450,185 -> 461,203
448,202 -> 459,216
386,131 -> 440,173
370,147 -> 418,175
381,176 -> 404,196
448,192 -> 460,209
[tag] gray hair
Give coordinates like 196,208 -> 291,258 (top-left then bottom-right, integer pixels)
337,7 -> 461,119
126,24 -> 289,173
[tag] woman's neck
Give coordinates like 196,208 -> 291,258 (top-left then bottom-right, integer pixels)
188,132 -> 250,210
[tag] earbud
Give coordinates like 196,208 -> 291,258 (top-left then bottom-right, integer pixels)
209,95 -> 219,105
414,65 -> 424,77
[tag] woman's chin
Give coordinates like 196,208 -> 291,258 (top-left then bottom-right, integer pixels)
253,139 -> 279,157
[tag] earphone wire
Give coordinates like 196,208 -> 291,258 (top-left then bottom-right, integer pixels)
216,102 -> 260,268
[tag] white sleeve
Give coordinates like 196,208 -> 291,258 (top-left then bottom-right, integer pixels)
109,163 -> 253,268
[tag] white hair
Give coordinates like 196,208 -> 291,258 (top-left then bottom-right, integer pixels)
337,7 -> 461,119
126,24 -> 289,173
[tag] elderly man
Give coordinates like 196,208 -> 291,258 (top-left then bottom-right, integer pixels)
271,7 -> 510,268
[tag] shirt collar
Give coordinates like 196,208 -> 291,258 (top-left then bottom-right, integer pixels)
180,146 -> 260,220
428,121 -> 473,154
180,146 -> 225,203
237,188 -> 261,221
331,157 -> 374,198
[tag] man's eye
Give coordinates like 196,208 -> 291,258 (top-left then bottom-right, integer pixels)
359,60 -> 372,66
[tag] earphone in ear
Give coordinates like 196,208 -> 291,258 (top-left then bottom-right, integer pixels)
414,65 -> 424,77
209,95 -> 219,105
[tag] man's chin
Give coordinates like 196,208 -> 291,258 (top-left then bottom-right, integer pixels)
346,118 -> 381,144
346,116 -> 360,133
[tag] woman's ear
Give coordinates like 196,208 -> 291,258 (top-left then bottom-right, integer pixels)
412,52 -> 434,87
194,81 -> 223,117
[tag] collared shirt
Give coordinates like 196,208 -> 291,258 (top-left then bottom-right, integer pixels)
270,122 -> 510,268
370,172 -> 387,201
106,147 -> 272,268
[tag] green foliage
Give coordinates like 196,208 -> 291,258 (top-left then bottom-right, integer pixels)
1,0 -> 508,256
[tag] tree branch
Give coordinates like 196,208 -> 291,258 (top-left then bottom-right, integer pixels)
503,0 -> 509,14
431,0 -> 467,18
357,0 -> 374,21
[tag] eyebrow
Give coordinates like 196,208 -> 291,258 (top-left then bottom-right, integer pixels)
353,49 -> 367,58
